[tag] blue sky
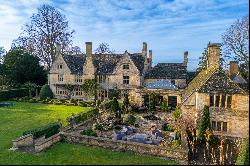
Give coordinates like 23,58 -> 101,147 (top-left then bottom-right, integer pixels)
0,0 -> 248,71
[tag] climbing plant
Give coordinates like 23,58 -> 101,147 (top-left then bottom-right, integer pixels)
81,78 -> 98,101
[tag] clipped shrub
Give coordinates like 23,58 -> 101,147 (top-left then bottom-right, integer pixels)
28,98 -> 37,103
0,88 -> 29,101
80,129 -> 97,137
162,123 -> 174,132
124,114 -> 136,125
198,105 -> 211,142
66,109 -> 98,125
39,84 -> 53,100
23,123 -> 60,139
77,101 -> 87,107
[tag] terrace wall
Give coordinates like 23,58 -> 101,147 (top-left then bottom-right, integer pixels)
62,132 -> 188,162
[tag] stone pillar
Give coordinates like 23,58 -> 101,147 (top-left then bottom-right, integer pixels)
142,42 -> 148,72
207,42 -> 221,70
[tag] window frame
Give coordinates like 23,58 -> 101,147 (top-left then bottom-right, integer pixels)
123,76 -> 130,84
123,64 -> 130,70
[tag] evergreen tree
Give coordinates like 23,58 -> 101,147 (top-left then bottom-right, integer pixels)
111,97 -> 121,120
39,84 -> 53,100
123,94 -> 130,114
236,137 -> 249,165
198,105 -> 211,142
196,47 -> 208,72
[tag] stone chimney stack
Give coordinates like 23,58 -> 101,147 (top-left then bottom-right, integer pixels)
207,42 -> 221,70
142,42 -> 147,59
55,43 -> 61,57
229,61 -> 239,76
86,42 -> 92,58
184,51 -> 188,66
148,50 -> 153,68
83,42 -> 95,79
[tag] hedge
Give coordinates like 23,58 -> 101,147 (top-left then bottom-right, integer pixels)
236,138 -> 249,165
0,88 -> 29,101
23,122 -> 60,139
66,109 -> 98,125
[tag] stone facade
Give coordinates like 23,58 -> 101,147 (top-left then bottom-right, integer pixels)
180,43 -> 249,139
49,42 -> 188,103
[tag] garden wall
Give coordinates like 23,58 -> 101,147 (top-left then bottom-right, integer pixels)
34,133 -> 62,152
12,134 -> 33,148
62,132 -> 188,162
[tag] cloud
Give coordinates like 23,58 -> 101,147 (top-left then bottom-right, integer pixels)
0,0 -> 248,70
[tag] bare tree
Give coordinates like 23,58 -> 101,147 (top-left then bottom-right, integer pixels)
95,43 -> 115,54
64,45 -> 83,55
12,4 -> 74,69
222,15 -> 249,80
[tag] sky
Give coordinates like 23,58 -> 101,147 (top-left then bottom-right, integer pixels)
0,0 -> 249,71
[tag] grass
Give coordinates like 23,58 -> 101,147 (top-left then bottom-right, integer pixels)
0,101 -> 179,165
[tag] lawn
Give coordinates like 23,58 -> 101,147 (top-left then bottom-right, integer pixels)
0,101 -> 179,165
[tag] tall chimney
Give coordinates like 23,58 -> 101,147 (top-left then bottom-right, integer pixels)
148,50 -> 152,68
55,43 -> 61,56
142,42 -> 147,58
207,42 -> 221,70
229,61 -> 239,76
184,51 -> 188,66
86,42 -> 92,57
83,42 -> 95,79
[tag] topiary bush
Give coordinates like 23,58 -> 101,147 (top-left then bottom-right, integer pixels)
172,107 -> 181,120
39,84 -> 53,100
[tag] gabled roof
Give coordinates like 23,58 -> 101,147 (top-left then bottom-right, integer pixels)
92,54 -> 122,74
230,73 -> 247,84
144,63 -> 187,79
61,53 -> 145,75
182,68 -> 247,101
62,54 -> 85,74
182,68 -> 217,100
198,71 -> 246,95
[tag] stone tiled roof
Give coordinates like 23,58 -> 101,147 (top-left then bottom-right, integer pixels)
61,53 -> 145,75
144,63 -> 187,79
182,68 -> 217,100
62,54 -> 85,74
183,68 -> 247,102
129,53 -> 145,75
230,73 -> 247,84
92,54 -> 122,74
198,71 -> 246,95
186,71 -> 198,84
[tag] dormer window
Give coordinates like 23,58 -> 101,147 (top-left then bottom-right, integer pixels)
123,64 -> 129,70
57,64 -> 63,69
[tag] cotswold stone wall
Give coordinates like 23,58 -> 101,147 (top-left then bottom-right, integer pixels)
62,133 -> 188,161
34,133 -> 62,152
12,134 -> 33,148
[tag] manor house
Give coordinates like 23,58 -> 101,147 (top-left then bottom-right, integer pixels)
49,42 -> 188,108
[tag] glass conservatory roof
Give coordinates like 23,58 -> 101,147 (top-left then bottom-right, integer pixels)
144,80 -> 178,90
